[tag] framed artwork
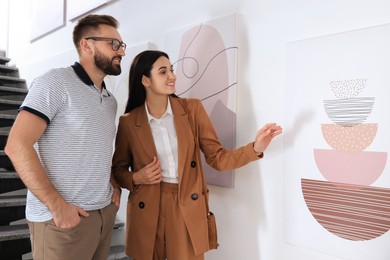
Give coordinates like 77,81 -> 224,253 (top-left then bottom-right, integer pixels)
30,0 -> 65,41
67,0 -> 114,20
163,13 -> 239,188
284,23 -> 390,260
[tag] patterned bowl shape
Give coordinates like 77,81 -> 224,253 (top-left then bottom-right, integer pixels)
323,97 -> 374,126
330,78 -> 367,99
301,178 -> 390,241
313,149 -> 387,186
321,123 -> 378,152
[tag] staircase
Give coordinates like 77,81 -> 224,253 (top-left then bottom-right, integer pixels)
0,51 -> 128,260
0,51 -> 31,260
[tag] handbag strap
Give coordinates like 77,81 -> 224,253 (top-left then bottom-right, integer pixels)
182,98 -> 211,213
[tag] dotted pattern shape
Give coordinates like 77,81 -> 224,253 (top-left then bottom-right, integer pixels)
330,78 -> 367,99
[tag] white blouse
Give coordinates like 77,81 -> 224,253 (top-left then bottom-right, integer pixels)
145,99 -> 179,183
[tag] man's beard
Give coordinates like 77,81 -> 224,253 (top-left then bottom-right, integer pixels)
94,49 -> 121,75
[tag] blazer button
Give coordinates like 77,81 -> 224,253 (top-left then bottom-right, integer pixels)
191,161 -> 196,168
138,201 -> 145,209
191,193 -> 199,200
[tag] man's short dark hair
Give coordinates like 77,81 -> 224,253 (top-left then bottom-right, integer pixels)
72,14 -> 119,54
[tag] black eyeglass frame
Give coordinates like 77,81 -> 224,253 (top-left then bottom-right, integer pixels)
85,37 -> 127,51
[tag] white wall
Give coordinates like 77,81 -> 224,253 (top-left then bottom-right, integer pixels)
2,0 -> 390,259
0,0 -> 9,53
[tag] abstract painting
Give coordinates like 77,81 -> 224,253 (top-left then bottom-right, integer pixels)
284,23 -> 390,260
163,13 -> 239,188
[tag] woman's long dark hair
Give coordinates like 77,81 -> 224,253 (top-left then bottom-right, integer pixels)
125,50 -> 177,113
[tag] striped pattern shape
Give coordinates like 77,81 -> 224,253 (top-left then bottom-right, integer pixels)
323,97 -> 374,126
301,178 -> 390,241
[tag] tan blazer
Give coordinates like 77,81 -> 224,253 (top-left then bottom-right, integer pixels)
112,97 -> 261,259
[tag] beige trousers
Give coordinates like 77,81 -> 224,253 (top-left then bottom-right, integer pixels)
28,203 -> 118,260
152,182 -> 204,260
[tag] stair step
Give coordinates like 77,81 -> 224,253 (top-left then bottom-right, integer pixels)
0,97 -> 23,105
0,169 -> 19,179
0,224 -> 31,259
0,110 -> 18,118
0,195 -> 26,225
0,75 -> 25,84
0,126 -> 11,133
0,169 -> 24,194
0,128 -> 10,149
0,114 -> 17,128
0,138 -> 8,151
0,86 -> 28,94
0,64 -> 18,73
108,245 -> 129,260
0,224 -> 29,242
0,195 -> 26,208
0,57 -> 11,65
0,150 -> 14,170
0,238 -> 31,259
0,120 -> 16,130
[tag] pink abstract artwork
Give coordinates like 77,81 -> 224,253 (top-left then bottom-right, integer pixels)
304,78 -> 389,241
164,14 -> 238,188
285,23 -> 390,260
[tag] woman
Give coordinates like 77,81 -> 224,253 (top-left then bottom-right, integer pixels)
112,50 -> 282,260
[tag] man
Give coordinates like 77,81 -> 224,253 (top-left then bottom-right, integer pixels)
5,14 -> 125,260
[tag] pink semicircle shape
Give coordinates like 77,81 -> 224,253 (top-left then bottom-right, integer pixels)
321,123 -> 377,152
313,149 -> 387,186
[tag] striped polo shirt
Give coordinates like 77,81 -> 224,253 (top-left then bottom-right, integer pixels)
20,62 -> 117,222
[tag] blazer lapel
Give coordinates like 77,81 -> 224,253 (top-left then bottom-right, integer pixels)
133,105 -> 157,160
171,97 -> 191,182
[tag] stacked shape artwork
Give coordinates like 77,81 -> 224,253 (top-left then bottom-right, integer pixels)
301,79 -> 390,241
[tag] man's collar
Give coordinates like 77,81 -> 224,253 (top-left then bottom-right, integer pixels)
71,62 -> 107,90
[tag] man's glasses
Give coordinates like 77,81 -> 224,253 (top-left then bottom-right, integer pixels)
85,37 -> 127,51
